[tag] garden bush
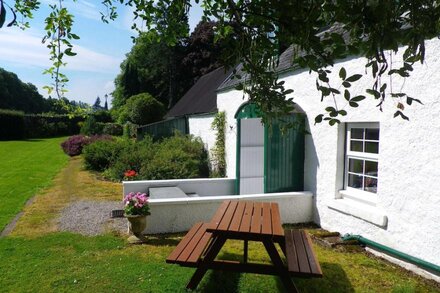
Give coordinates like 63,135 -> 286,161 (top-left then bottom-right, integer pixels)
80,116 -> 105,135
60,135 -> 89,156
61,134 -> 113,157
103,123 -> 123,136
140,135 -> 209,180
83,139 -> 121,171
0,109 -> 25,140
118,93 -> 165,125
104,138 -> 155,180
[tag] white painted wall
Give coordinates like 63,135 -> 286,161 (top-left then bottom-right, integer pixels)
218,37 -> 440,268
188,114 -> 216,160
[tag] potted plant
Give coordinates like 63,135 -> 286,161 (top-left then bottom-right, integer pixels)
123,192 -> 151,244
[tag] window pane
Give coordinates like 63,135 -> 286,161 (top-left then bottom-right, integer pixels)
365,161 -> 378,177
351,128 -> 363,139
365,142 -> 379,154
349,158 -> 364,174
350,140 -> 363,152
365,128 -> 379,140
348,174 -> 363,190
364,177 -> 377,193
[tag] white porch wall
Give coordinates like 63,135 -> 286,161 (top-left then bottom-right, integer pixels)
188,114 -> 216,158
217,37 -> 440,267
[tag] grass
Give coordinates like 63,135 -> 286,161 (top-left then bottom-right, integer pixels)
1,138 -> 439,292
0,137 -> 68,231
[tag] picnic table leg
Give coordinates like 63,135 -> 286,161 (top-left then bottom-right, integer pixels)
263,239 -> 299,293
243,240 -> 248,263
186,235 -> 227,290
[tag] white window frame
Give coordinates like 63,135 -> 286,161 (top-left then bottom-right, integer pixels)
343,122 -> 380,202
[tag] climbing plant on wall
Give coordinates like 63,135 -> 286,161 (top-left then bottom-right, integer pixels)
211,111 -> 226,178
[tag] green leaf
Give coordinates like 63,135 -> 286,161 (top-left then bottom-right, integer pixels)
339,67 -> 346,80
394,111 -> 409,121
349,101 -> 359,107
314,114 -> 323,124
325,107 -> 336,112
338,110 -> 347,116
345,74 -> 362,82
344,90 -> 350,101
366,89 -> 380,99
342,81 -> 351,88
351,95 -> 366,102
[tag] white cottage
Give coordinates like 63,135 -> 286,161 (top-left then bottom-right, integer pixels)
216,37 -> 440,279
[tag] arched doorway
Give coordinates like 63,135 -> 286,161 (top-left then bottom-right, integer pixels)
235,103 -> 305,195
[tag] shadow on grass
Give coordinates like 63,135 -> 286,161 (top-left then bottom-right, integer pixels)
144,233 -> 186,247
199,270 -> 241,292
283,262 -> 354,293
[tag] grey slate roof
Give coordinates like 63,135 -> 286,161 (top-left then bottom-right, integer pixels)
217,24 -> 347,92
166,67 -> 233,118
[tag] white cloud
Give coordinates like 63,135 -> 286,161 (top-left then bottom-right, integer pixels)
64,77 -> 115,105
0,28 -> 122,74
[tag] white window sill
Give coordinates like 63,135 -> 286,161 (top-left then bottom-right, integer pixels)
339,189 -> 377,206
327,196 -> 388,227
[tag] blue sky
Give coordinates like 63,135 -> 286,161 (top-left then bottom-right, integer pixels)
0,0 -> 203,106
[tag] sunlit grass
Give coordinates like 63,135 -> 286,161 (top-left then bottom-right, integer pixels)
0,137 -> 68,231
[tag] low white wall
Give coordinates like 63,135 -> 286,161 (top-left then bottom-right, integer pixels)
123,178 -> 236,197
146,192 -> 313,234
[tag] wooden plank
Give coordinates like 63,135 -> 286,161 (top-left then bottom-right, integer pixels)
187,223 -> 213,263
239,201 -> 253,233
218,200 -> 239,231
250,202 -> 263,234
261,202 -> 272,235
177,223 -> 210,264
166,222 -> 203,263
208,201 -> 230,230
270,202 -> 284,237
292,230 -> 311,274
284,229 -> 299,272
229,201 -> 246,232
302,231 -> 323,276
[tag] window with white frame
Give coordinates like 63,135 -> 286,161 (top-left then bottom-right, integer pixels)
345,123 -> 379,194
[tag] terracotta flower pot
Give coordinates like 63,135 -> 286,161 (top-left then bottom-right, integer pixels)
125,214 -> 147,244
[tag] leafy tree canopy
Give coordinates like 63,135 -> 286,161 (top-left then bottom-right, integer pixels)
3,0 -> 440,124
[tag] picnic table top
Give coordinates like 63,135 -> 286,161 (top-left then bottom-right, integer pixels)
207,200 -> 284,238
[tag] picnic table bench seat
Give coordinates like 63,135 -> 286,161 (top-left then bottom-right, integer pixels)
166,222 -> 213,267
284,229 -> 323,278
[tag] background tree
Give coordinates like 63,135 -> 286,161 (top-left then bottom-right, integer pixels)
118,93 -> 165,125
92,96 -> 102,111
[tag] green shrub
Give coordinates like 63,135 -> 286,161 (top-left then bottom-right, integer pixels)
0,109 -> 25,140
103,123 -> 123,136
83,140 -> 121,171
123,122 -> 137,139
104,138 -> 155,180
81,116 -> 104,135
92,110 -> 112,123
119,93 -> 165,125
139,135 -> 209,180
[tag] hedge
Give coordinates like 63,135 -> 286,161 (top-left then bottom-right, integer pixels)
0,109 -> 25,140
24,114 -> 85,138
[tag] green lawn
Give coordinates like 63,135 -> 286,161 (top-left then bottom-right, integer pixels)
0,137 -> 68,231
0,233 -> 438,292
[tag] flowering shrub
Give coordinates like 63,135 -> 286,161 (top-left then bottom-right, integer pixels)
60,135 -> 89,156
123,170 -> 137,181
123,192 -> 151,216
61,134 -> 114,157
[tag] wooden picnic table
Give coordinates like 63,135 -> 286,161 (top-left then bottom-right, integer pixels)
166,200 -> 322,292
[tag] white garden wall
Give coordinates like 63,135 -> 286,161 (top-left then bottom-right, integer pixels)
217,37 -> 440,268
123,179 -> 313,234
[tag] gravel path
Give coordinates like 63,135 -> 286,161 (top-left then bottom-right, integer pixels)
58,200 -> 127,236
